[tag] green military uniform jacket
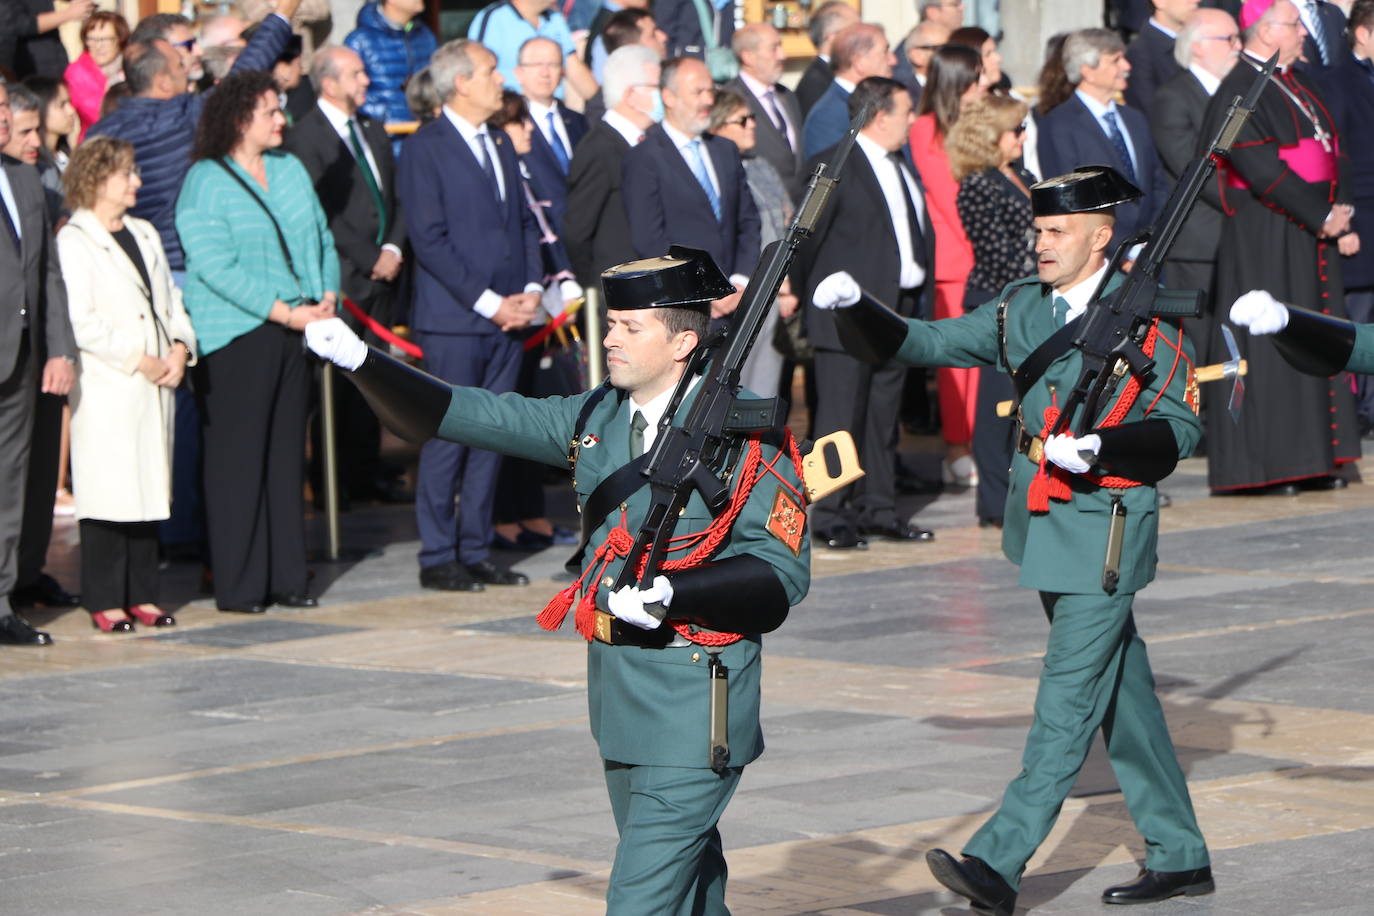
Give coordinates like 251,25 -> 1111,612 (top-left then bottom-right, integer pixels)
434,381 -> 811,769
1348,325 -> 1374,374
893,273 -> 1201,595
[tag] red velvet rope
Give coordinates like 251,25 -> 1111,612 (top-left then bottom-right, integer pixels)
342,297 -> 424,359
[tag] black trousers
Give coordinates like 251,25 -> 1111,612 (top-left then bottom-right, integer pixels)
0,334 -> 35,603
194,322 -> 309,608
17,389 -> 62,588
80,519 -> 159,610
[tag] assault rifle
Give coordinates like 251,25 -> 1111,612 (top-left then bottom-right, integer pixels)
1052,52 -> 1277,438
611,106 -> 870,595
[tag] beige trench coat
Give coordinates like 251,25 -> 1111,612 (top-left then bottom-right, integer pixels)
58,211 -> 197,523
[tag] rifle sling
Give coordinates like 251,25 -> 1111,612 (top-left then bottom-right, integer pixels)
1012,313 -> 1083,403
565,453 -> 652,574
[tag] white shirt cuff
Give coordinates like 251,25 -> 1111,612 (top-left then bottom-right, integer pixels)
474,289 -> 503,319
524,282 -> 545,294
1127,243 -> 1145,262
272,12 -> 290,24
381,244 -> 403,260
728,274 -> 748,290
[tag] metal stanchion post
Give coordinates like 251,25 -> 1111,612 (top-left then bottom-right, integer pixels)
586,285 -> 604,388
321,362 -> 341,561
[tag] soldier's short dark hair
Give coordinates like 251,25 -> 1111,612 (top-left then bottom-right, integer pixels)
657,307 -> 710,341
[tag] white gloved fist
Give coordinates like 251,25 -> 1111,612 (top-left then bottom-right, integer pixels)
559,278 -> 584,305
606,575 -> 674,630
812,271 -> 861,310
1229,290 -> 1289,335
304,317 -> 368,371
1043,433 -> 1101,474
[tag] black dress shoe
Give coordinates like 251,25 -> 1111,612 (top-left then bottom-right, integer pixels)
464,560 -> 529,586
218,604 -> 268,614
925,850 -> 1016,916
11,573 -> 79,608
269,593 -> 319,608
1101,866 -> 1214,904
419,561 -> 484,592
815,527 -> 868,550
0,613 -> 54,646
861,522 -> 935,542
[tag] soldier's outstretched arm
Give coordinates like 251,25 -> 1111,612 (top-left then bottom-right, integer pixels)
305,317 -> 585,467
811,270 -> 1000,369
1230,289 -> 1363,375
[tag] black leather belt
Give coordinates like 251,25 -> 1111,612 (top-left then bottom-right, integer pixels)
592,610 -> 676,648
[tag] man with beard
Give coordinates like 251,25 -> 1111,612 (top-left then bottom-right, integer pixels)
1201,0 -> 1360,493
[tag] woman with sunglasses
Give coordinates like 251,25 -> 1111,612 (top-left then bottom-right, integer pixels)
945,94 -> 1036,529
707,88 -> 798,398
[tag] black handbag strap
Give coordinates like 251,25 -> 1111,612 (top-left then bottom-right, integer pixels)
213,158 -> 304,288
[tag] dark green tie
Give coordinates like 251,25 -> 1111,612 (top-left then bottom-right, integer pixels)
629,410 -> 648,457
1053,296 -> 1069,327
347,118 -> 387,245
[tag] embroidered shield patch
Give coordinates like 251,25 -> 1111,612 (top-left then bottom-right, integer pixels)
767,486 -> 806,556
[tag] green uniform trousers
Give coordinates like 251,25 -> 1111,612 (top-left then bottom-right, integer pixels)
963,592 -> 1209,890
604,761 -> 743,915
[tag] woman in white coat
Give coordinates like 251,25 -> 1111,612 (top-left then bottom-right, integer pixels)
58,136 -> 197,632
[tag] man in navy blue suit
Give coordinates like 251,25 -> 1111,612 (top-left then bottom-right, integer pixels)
398,39 -> 543,593
802,23 -> 895,160
514,35 -> 588,233
1297,0 -> 1348,72
621,56 -> 761,320
1038,28 -> 1170,260
1322,0 -> 1374,428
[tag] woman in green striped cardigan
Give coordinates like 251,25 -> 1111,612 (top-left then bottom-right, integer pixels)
176,70 -> 339,614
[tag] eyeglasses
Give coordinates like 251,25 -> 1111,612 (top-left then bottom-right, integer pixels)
172,37 -> 198,52
1012,124 -> 1027,137
724,113 -> 756,127
1198,34 -> 1241,44
122,165 -> 141,178
86,35 -> 120,45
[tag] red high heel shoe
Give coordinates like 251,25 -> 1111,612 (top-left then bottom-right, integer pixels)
90,609 -> 134,632
127,604 -> 175,627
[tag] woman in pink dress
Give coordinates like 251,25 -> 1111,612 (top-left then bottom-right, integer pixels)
65,10 -> 129,140
908,44 -> 985,487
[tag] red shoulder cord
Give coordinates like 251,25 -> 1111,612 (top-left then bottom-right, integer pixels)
1027,320 -> 1170,513
537,429 -> 808,646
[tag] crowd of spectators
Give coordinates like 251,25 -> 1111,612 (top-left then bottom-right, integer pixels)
0,0 -> 1368,643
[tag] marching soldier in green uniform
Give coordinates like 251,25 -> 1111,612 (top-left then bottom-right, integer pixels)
305,249 -> 810,915
813,167 -> 1213,914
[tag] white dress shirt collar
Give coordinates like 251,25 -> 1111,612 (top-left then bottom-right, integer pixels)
1188,62 -> 1222,96
603,109 -> 647,147
833,76 -> 856,94
1056,262 -> 1110,322
854,133 -> 927,291
630,375 -> 700,454
1148,18 -> 1178,39
442,106 -> 506,199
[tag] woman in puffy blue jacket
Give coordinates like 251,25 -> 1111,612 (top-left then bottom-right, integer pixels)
344,0 -> 438,125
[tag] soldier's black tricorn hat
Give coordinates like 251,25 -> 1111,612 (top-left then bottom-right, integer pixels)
1031,166 -> 1142,217
600,246 -> 736,312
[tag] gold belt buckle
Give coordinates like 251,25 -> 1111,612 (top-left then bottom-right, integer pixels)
1027,436 -> 1044,464
593,610 -> 614,644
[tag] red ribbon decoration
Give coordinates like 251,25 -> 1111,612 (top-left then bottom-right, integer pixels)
341,297 -> 424,359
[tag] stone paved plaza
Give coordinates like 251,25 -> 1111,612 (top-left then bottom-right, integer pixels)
4,454 -> 1373,915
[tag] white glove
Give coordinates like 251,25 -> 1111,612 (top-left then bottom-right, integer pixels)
559,278 -> 584,304
1229,290 -> 1289,335
1043,432 -> 1101,474
304,317 -> 368,371
812,271 -> 861,310
606,575 -> 674,630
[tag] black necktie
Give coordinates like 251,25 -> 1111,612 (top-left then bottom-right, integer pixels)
0,194 -> 19,256
888,152 -> 926,268
476,129 -> 502,204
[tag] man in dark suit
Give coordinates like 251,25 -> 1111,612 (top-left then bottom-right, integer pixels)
284,46 -> 407,505
803,23 -> 895,160
398,39 -> 543,593
655,0 -> 735,65
1149,8 -> 1239,360
1123,0 -> 1194,113
724,24 -> 804,202
565,44 -> 661,288
0,78 -> 75,645
622,57 -> 761,319
795,0 -> 859,117
514,35 -> 588,233
1322,0 -> 1374,428
1038,28 -> 1171,257
892,0 -> 963,95
580,8 -> 667,122
896,20 -> 951,110
1298,0 -> 1347,72
801,77 -> 935,549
